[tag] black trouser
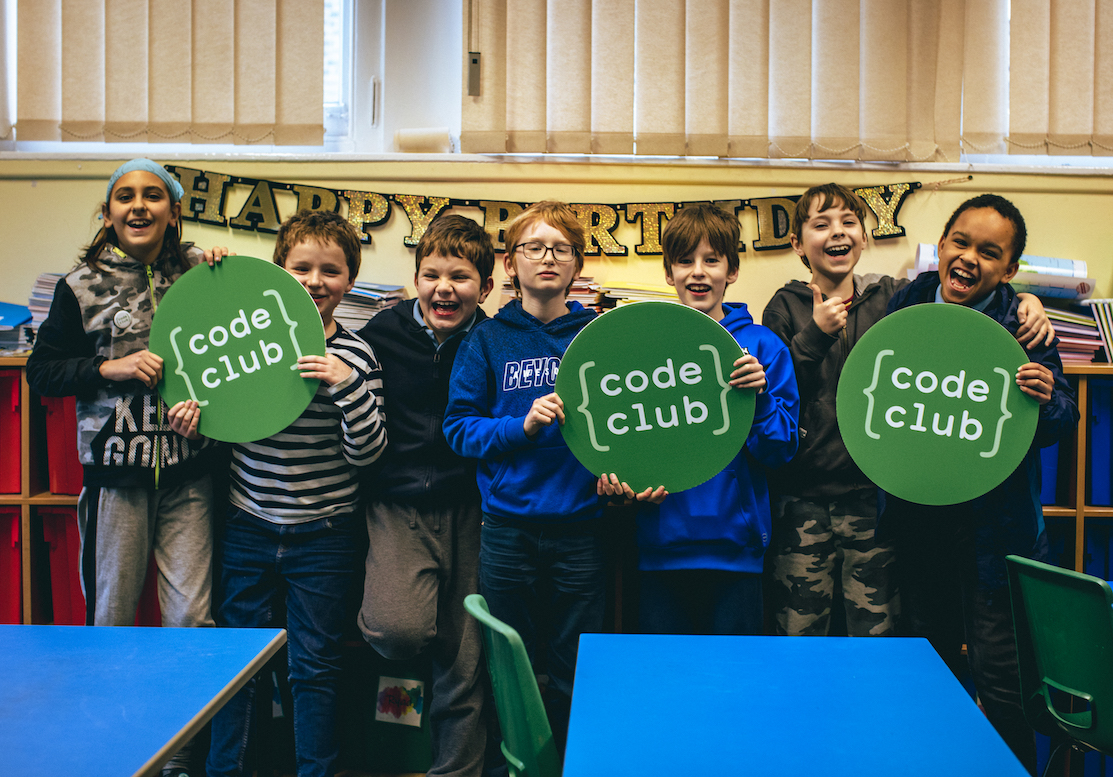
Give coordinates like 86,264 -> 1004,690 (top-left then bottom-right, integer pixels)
895,506 -> 1037,776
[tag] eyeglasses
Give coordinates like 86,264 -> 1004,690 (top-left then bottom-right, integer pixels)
514,241 -> 577,263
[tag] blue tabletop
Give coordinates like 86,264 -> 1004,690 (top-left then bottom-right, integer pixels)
564,634 -> 1028,777
0,625 -> 286,777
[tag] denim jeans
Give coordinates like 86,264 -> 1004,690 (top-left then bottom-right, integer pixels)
206,509 -> 359,777
478,513 -> 606,749
638,569 -> 763,635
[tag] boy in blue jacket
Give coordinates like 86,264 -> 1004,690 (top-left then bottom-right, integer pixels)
611,203 -> 799,635
443,201 -> 604,750
883,194 -> 1077,774
357,214 -> 494,777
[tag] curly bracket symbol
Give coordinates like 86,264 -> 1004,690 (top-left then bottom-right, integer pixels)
576,360 -> 609,453
264,289 -> 304,369
862,349 -> 894,439
981,367 -> 1014,458
167,326 -> 210,406
699,344 -> 732,436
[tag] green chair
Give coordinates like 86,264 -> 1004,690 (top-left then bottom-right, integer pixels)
464,593 -> 561,777
1006,554 -> 1113,776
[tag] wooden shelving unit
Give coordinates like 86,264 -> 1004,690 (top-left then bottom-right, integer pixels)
1052,363 -> 1113,573
0,356 -> 79,624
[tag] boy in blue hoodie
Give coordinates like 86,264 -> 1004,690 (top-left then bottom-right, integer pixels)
624,203 -> 799,635
443,201 -> 604,751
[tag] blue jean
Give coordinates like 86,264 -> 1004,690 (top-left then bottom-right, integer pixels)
478,514 -> 606,744
206,509 -> 359,777
638,569 -> 763,635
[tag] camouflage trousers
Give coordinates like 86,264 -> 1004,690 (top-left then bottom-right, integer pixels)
770,488 -> 898,636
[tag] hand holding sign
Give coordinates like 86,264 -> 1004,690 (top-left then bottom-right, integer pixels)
149,255 -> 327,443
836,304 -> 1039,505
555,301 -> 755,494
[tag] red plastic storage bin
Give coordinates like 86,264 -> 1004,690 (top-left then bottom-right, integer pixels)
41,507 -> 84,625
0,507 -> 21,623
0,370 -> 20,493
42,395 -> 83,495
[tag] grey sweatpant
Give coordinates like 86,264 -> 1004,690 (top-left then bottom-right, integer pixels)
358,500 -> 487,777
78,475 -> 215,627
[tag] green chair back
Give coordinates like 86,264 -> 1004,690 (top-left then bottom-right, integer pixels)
1006,554 -> 1113,758
464,593 -> 562,777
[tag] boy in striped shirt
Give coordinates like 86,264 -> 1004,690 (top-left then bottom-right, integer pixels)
207,210 -> 387,777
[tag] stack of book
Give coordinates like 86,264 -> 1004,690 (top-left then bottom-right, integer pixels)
0,301 -> 32,355
1082,300 -> 1113,364
333,281 -> 406,332
29,272 -> 65,340
1047,305 -> 1106,363
593,282 -> 678,311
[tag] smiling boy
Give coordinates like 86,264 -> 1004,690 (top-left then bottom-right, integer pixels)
763,184 -> 1056,641
882,194 -> 1077,774
207,210 -> 387,777
627,202 -> 799,637
356,214 -> 494,777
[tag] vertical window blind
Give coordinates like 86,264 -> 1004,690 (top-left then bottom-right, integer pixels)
15,0 -> 323,145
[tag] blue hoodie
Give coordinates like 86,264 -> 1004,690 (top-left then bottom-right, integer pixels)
444,299 -> 602,522
636,302 -> 800,573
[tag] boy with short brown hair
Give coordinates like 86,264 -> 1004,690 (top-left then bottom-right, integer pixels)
356,214 -> 494,777
207,209 -> 387,777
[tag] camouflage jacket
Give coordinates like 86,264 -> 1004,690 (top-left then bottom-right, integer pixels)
26,244 -> 213,488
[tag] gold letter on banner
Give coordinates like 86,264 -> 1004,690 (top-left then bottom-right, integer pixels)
292,186 -> 339,214
749,197 -> 799,251
344,191 -> 391,243
478,201 -> 524,251
572,204 -> 627,257
230,180 -> 282,233
854,184 -> 917,239
170,166 -> 232,227
394,195 -> 451,247
624,203 -> 676,255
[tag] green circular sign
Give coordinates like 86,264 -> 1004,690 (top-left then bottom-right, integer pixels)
555,301 -> 755,493
150,255 -> 327,443
837,304 -> 1039,505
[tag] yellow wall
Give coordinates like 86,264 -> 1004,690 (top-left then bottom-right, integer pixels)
2,158 -> 1111,321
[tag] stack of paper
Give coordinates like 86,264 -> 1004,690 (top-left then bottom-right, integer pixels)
29,272 -> 65,336
1047,305 -> 1106,363
333,281 -> 406,332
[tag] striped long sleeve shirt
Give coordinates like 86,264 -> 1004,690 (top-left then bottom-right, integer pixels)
230,324 -> 387,523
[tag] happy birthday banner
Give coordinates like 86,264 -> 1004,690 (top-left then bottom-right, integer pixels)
166,165 -> 920,256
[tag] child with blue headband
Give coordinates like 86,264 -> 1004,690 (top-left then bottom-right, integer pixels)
27,159 -> 225,777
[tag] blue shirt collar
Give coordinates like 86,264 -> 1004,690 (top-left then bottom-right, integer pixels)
412,299 -> 479,348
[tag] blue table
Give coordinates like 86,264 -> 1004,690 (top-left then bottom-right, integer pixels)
564,634 -> 1029,776
0,625 -> 286,777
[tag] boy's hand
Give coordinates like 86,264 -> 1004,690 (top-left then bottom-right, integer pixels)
809,283 -> 847,336
167,400 -> 202,440
1017,362 -> 1054,405
100,350 -> 163,388
298,354 -> 352,386
202,247 -> 230,267
596,473 -> 668,504
730,354 -> 766,393
1015,293 -> 1056,349
524,392 -> 565,438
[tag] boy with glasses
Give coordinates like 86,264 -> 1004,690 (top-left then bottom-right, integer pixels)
444,201 -> 606,752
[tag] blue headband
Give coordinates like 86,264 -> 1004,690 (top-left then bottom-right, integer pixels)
106,159 -> 185,204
